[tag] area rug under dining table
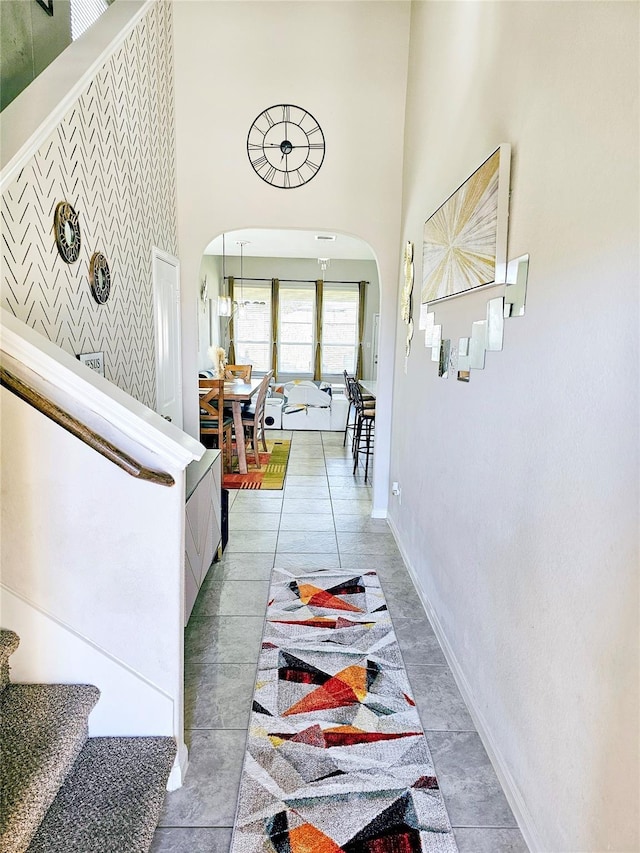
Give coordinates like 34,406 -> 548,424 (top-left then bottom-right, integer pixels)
223,440 -> 291,490
230,567 -> 458,853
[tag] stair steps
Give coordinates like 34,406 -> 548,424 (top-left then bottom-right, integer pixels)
0,630 -> 176,853
28,737 -> 177,853
1,683 -> 101,853
1,630 -> 19,691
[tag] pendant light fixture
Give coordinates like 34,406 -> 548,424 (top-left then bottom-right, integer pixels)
217,232 -> 232,316
318,257 -> 330,282
236,240 -> 249,315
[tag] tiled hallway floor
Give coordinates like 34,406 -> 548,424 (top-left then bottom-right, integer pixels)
152,431 -> 528,853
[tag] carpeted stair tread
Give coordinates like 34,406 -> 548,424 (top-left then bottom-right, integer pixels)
27,736 -> 177,853
0,630 -> 20,694
0,683 -> 100,853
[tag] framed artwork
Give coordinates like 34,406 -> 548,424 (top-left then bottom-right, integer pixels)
421,144 -> 511,304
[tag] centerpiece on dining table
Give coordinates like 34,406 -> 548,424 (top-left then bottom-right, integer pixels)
207,345 -> 227,379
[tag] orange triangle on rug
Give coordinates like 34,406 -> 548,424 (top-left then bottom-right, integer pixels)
289,823 -> 343,853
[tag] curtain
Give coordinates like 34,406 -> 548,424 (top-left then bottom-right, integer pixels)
314,279 -> 323,381
227,276 -> 236,363
271,278 -> 279,379
355,281 -> 366,378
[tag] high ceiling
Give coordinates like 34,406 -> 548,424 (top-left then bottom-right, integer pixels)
204,229 -> 376,261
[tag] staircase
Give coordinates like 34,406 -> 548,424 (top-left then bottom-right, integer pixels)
0,630 -> 176,853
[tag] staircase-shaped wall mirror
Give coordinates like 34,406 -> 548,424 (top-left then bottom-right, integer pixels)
419,253 -> 530,383
504,254 -> 530,318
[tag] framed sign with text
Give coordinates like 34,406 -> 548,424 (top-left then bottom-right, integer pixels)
77,351 -> 105,376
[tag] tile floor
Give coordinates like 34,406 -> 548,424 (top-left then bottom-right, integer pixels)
152,430 -> 529,853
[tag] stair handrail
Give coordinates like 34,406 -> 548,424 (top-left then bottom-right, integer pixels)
1,366 -> 175,487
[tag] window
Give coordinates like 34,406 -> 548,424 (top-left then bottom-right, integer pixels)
224,278 -> 364,379
321,285 -> 359,376
233,284 -> 271,372
71,0 -> 111,41
279,285 -> 315,375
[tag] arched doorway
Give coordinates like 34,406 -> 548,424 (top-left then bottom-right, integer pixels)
194,227 -> 381,491
197,228 -> 379,387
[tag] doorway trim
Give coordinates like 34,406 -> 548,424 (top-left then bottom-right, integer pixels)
152,247 -> 183,429
371,312 -> 380,379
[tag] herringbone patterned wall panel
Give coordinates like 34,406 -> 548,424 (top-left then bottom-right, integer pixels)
1,1 -> 177,408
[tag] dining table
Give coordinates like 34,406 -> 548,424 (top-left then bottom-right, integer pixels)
223,378 -> 262,475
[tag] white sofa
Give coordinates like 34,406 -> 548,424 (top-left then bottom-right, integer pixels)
277,380 -> 348,431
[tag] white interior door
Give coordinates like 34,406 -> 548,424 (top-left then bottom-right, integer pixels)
153,248 -> 183,429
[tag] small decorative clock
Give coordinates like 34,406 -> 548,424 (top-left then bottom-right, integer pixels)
53,201 -> 81,263
89,252 -> 111,304
247,104 -> 325,189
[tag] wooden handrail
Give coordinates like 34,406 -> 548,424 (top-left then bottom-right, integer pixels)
1,366 -> 175,487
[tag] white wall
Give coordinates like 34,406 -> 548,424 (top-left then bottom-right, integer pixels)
391,2 -> 639,851
1,0 -> 72,111
1,386 -> 188,780
197,254 -> 222,370
0,310 -> 203,787
173,0 -> 411,515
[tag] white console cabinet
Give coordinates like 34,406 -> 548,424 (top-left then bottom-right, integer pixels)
184,450 -> 221,624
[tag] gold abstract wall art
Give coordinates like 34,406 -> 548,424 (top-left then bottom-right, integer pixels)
421,144 -> 511,304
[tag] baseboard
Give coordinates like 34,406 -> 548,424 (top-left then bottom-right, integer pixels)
167,741 -> 189,791
386,515 -> 542,853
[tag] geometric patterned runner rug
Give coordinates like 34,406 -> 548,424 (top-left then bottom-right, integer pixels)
230,568 -> 459,853
223,440 -> 291,490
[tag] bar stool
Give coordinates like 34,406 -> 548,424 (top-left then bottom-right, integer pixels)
351,379 -> 375,483
343,371 -> 374,451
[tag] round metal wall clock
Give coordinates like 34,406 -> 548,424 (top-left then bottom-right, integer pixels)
247,104 -> 325,189
53,201 -> 81,263
89,252 -> 111,304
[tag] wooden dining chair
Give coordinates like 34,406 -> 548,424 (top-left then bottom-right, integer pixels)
240,371 -> 274,468
224,364 -> 252,381
199,379 -> 233,471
